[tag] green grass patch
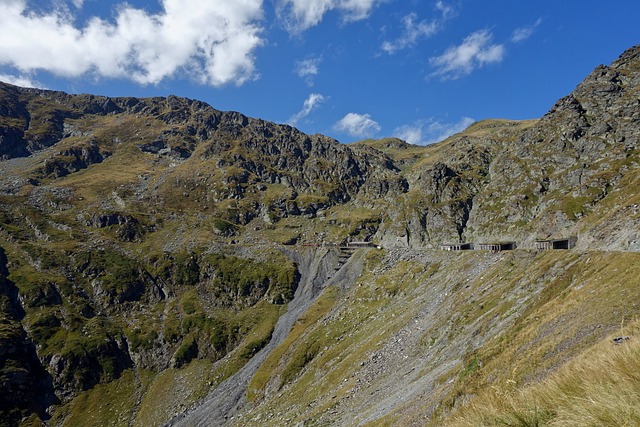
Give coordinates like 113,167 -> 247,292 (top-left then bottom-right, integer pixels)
51,369 -> 139,427
248,286 -> 339,402
133,361 -> 216,427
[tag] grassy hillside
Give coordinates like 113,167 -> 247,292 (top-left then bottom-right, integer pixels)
446,320 -> 640,427
233,248 -> 640,426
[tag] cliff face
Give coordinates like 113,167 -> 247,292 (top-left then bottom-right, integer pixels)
0,45 -> 638,426
464,45 -> 640,249
0,247 -> 58,425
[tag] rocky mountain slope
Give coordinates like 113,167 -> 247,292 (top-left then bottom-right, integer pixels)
0,44 -> 638,426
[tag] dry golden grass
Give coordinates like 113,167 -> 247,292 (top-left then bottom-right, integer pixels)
447,320 -> 640,427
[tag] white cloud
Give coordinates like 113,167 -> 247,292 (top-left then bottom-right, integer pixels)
288,93 -> 326,126
0,73 -> 45,88
0,0 -> 264,87
295,56 -> 323,85
277,0 -> 381,34
381,2 -> 454,54
394,124 -> 423,146
434,0 -> 455,19
382,13 -> 438,54
70,0 -> 84,8
334,112 -> 381,138
394,117 -> 474,145
430,29 -> 504,80
511,18 -> 542,43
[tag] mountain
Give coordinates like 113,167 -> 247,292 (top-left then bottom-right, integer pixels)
0,44 -> 638,426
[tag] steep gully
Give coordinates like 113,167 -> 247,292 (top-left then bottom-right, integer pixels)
167,246 -> 367,426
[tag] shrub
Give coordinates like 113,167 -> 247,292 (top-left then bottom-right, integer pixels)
173,334 -> 198,368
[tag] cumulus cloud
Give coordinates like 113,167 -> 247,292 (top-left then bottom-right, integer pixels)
334,112 -> 381,138
288,93 -> 326,126
295,55 -> 323,85
511,18 -> 542,43
0,73 -> 45,88
277,0 -> 381,34
0,0 -> 264,86
394,117 -> 474,145
381,2 -> 454,54
429,29 -> 504,80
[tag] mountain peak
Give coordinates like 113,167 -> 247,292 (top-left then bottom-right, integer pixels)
611,43 -> 640,69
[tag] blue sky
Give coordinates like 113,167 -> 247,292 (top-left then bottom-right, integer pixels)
0,1 -> 638,144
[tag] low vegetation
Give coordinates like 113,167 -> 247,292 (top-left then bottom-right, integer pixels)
446,321 -> 640,427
